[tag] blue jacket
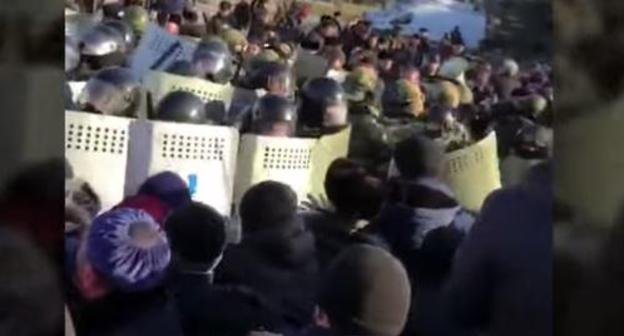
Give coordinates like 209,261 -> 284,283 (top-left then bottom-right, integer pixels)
446,162 -> 552,336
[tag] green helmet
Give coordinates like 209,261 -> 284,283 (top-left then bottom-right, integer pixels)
123,5 -> 149,35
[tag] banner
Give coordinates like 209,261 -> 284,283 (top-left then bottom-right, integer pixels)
442,131 -> 501,212
130,23 -> 197,79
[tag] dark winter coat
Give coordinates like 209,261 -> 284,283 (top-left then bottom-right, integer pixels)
446,162 -> 552,336
214,223 -> 319,328
71,287 -> 184,336
302,210 -> 387,271
167,271 -> 288,336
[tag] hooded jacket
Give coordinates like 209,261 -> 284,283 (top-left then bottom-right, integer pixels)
215,222 -> 319,328
366,177 -> 474,268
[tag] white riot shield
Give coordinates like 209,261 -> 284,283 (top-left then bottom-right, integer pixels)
143,70 -> 235,114
125,120 -> 239,216
130,23 -> 197,80
65,111 -> 131,211
234,128 -> 352,207
234,135 -> 316,205
443,131 -> 501,212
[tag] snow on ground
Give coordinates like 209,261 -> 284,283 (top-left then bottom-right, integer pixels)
365,0 -> 486,48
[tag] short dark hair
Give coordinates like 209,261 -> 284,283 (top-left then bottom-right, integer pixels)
325,158 -> 384,220
239,181 -> 298,234
394,135 -> 444,179
165,202 -> 226,265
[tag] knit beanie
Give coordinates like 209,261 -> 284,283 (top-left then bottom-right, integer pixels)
114,194 -> 170,227
137,171 -> 191,210
319,244 -> 411,336
87,208 -> 171,292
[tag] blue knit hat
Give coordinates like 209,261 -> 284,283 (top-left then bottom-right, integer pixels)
137,171 -> 192,210
87,208 -> 171,292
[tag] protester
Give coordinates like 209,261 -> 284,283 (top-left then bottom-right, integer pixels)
302,158 -> 386,270
447,162 -> 553,336
69,208 -> 182,335
165,201 -> 287,336
215,181 -> 319,329
301,244 -> 411,336
367,134 -> 474,267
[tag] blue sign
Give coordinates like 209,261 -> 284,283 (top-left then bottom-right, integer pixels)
188,174 -> 197,197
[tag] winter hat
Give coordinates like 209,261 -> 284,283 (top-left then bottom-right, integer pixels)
394,134 -> 445,180
137,171 -> 191,210
86,208 -> 171,292
114,194 -> 170,227
165,202 -> 226,266
319,244 -> 411,336
239,181 -> 298,234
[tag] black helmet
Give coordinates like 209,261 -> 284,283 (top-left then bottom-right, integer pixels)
299,77 -> 347,129
79,24 -> 127,70
248,61 -> 293,96
102,19 -> 136,51
77,66 -> 142,118
155,91 -> 222,125
165,60 -> 203,77
191,37 -> 234,84
251,94 -> 297,136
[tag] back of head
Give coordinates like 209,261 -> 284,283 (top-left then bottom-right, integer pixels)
325,158 -> 384,220
394,135 -> 445,180
165,202 -> 226,267
239,181 -> 298,234
319,244 -> 411,336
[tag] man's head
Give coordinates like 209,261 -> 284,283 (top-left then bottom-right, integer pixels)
317,245 -> 411,336
399,63 -> 420,84
239,181 -> 298,235
394,135 -> 445,180
76,208 -> 171,299
165,202 -> 226,271
324,158 -> 384,221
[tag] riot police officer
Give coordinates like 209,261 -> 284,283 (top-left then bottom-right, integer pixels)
250,94 -> 297,137
192,37 -> 236,84
297,77 -> 348,137
155,91 -> 224,125
76,23 -> 128,79
77,66 -> 142,118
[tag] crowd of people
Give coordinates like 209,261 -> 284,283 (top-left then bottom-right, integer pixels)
60,0 -> 555,335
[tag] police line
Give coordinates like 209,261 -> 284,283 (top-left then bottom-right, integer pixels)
66,71 -> 501,216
